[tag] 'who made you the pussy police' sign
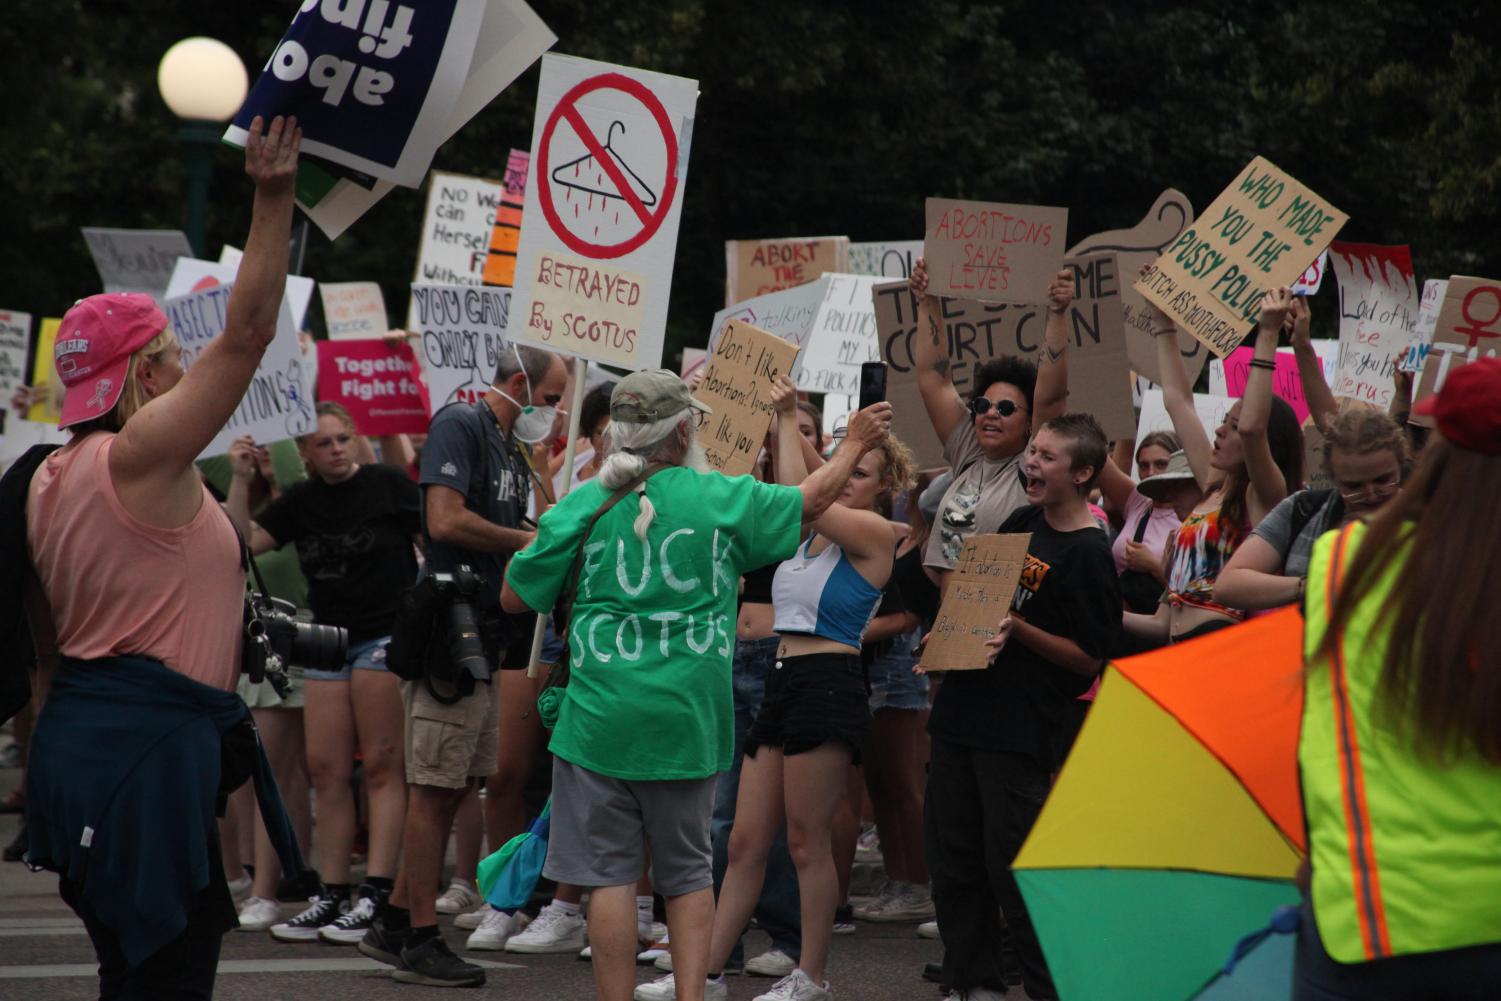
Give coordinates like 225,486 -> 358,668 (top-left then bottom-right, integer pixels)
225,0 -> 485,188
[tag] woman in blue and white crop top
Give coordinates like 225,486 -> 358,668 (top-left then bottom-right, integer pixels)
705,376 -> 906,999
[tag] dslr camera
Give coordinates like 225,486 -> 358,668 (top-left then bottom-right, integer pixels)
426,565 -> 492,696
243,595 -> 348,699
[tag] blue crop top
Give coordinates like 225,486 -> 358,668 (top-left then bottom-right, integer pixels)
771,534 -> 883,649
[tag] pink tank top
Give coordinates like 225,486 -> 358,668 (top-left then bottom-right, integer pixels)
27,433 -> 244,690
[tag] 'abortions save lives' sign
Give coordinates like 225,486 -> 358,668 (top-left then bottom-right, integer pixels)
1136,157 -> 1348,357
923,198 -> 1068,302
317,338 -> 430,434
694,319 -> 799,478
920,533 -> 1031,673
508,54 -> 699,370
410,282 -> 513,412
161,283 -> 313,457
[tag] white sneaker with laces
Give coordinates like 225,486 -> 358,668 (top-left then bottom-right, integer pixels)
454,902 -> 491,930
857,882 -> 936,922
852,880 -> 899,921
745,948 -> 797,977
504,902 -> 586,953
917,920 -> 940,940
237,896 -> 280,932
633,974 -> 728,1001
226,874 -> 253,902
320,894 -> 378,944
435,878 -> 482,915
466,907 -> 528,951
751,969 -> 831,1001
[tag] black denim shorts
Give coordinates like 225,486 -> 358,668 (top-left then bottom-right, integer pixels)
745,651 -> 870,762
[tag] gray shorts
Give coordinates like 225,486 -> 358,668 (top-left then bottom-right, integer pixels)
543,758 -> 717,898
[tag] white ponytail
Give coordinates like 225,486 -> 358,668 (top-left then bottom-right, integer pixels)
599,412 -> 692,540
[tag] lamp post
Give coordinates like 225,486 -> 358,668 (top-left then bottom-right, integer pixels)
157,38 -> 248,258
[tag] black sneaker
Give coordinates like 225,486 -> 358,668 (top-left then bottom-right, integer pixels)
277,868 -> 322,902
270,893 -> 348,942
359,917 -> 409,967
394,934 -> 486,988
320,893 -> 379,945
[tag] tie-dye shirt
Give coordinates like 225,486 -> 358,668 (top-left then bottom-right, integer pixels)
1165,507 -> 1246,619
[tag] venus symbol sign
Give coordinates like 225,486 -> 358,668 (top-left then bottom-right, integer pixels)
536,73 -> 679,259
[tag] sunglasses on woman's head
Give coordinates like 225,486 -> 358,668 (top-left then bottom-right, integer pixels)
969,397 -> 1020,418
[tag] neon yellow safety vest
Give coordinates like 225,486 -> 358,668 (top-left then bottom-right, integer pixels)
1301,522 -> 1501,963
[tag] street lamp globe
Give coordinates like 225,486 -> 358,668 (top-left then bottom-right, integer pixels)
157,37 -> 248,123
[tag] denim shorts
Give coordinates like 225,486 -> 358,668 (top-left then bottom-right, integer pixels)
746,651 -> 870,762
866,629 -> 928,712
304,636 -> 390,682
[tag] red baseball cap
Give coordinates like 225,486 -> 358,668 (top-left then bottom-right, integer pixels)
55,293 -> 169,429
1413,356 -> 1501,456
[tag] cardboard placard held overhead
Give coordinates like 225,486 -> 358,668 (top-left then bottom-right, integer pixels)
508,54 -> 700,370
1136,157 -> 1348,357
320,282 -> 390,340
872,252 -> 1135,469
1328,242 -> 1418,410
849,241 -> 923,279
1066,189 -> 1206,385
924,198 -> 1067,302
1399,279 -> 1448,373
409,283 -> 513,411
81,227 -> 193,300
413,171 -> 504,287
695,319 -> 800,477
920,533 -> 1031,672
317,338 -> 431,434
1412,275 -> 1501,422
796,274 -> 884,396
483,149 -> 530,286
725,237 -> 849,306
708,280 -> 826,359
0,310 -> 31,413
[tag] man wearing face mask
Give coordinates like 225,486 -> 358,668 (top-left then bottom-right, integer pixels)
361,344 -> 567,988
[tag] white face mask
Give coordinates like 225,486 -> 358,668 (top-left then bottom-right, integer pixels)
495,346 -> 556,444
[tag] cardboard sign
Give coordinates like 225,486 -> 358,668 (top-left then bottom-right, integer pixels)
919,533 -> 1031,672
1207,342 -> 1339,424
317,338 -> 430,434
1136,157 -> 1348,356
1412,275 -> 1501,418
1328,243 -> 1418,409
26,319 -> 62,424
1292,249 -> 1329,295
482,149 -> 530,286
283,0 -> 554,239
1399,279 -> 1448,373
849,240 -> 923,279
873,252 -> 1135,469
695,319 -> 800,477
409,282 -> 512,410
1303,420 -> 1332,491
508,54 -> 699,370
413,171 -> 504,287
796,275 -> 884,396
1067,188 -> 1206,386
726,237 -> 850,305
1134,387 -> 1235,462
320,281 -> 389,340
708,280 -> 826,359
0,311 -> 30,413
160,284 -> 313,456
81,227 -> 192,299
923,198 -> 1067,302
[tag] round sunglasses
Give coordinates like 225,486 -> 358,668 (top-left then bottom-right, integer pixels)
968,397 -> 1022,418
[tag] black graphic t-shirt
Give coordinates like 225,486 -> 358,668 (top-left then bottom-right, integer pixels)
257,463 -> 421,644
928,504 -> 1121,769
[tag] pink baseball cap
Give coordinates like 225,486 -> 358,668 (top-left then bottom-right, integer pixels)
55,293 -> 169,429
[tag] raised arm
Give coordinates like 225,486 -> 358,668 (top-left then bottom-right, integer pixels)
909,258 -> 968,446
1031,268 -> 1075,432
1289,295 -> 1337,433
1142,266 -> 1215,491
112,116 -> 302,484
1388,352 -> 1414,426
224,435 -> 283,555
1098,440 -> 1137,517
770,375 -> 809,486
1238,288 -> 1293,522
797,402 -> 892,528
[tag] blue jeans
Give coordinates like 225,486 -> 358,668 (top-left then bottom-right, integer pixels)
712,634 -> 800,964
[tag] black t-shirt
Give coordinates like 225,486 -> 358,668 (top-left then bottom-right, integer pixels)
891,543 -> 940,628
927,504 -> 1121,770
257,464 -> 421,644
418,401 -> 533,607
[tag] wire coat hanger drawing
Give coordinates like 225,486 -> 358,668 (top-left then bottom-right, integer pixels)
551,121 -> 659,207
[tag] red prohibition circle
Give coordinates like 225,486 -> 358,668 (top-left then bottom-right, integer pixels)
536,73 -> 679,260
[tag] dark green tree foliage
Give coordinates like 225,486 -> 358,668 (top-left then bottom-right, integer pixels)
2,0 -> 1496,364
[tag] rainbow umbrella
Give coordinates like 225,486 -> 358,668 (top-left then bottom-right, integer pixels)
1013,607 -> 1307,1001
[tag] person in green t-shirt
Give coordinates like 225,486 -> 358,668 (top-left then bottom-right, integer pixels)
502,369 -> 892,1001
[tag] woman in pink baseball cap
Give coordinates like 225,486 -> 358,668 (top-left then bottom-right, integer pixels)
18,116 -> 306,1001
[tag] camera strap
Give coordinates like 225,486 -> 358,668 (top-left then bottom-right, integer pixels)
228,515 -> 273,603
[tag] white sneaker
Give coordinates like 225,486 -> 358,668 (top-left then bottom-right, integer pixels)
579,945 -> 592,960
639,930 -> 670,965
854,824 -> 882,864
226,874 -> 253,902
856,882 -> 936,922
752,969 -> 831,1001
917,920 -> 940,940
466,908 -> 529,951
435,878 -> 482,915
852,880 -> 899,921
454,902 -> 491,930
640,920 -> 668,946
745,948 -> 797,978
504,902 -> 587,953
633,974 -> 728,1001
237,896 -> 280,932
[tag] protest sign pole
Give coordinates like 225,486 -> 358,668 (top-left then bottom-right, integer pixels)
527,356 -> 589,678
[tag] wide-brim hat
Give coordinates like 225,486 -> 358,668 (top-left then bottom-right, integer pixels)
1138,449 -> 1198,501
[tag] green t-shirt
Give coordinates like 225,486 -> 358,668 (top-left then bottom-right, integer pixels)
506,468 -> 802,780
